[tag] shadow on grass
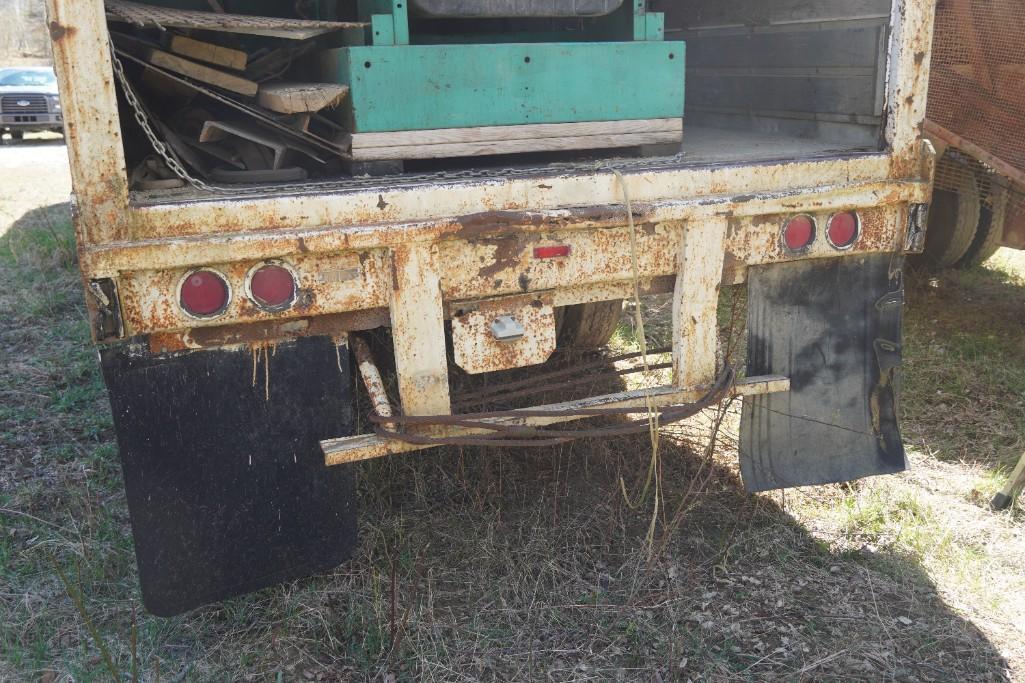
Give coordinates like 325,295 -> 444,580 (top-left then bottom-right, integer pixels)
0,205 -> 1013,681
902,261 -> 1025,471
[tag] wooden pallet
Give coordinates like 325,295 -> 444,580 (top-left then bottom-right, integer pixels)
350,118 -> 683,161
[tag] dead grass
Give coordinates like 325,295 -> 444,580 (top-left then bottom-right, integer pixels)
1,194 -> 1023,680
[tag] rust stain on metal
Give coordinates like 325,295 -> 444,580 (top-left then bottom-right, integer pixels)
118,250 -> 383,336
453,205 -> 649,241
475,237 -> 523,280
48,21 -> 73,41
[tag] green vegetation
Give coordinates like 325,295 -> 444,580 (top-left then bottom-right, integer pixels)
1,211 -> 1021,680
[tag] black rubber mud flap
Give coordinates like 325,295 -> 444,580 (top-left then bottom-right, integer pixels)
740,254 -> 906,492
100,336 -> 357,616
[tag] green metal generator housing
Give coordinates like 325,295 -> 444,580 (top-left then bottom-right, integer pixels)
318,0 -> 685,160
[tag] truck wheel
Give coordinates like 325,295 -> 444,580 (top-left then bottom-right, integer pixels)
920,155 -> 982,268
556,300 -> 623,350
957,182 -> 1007,268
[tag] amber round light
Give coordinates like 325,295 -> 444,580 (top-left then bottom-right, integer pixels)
828,211 -> 860,248
180,270 -> 229,317
249,264 -> 296,309
783,215 -> 815,251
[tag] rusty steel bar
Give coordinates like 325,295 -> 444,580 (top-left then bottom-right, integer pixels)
452,361 -> 674,409
924,119 -> 1025,191
453,346 -> 673,405
351,335 -> 394,430
367,366 -> 736,448
323,374 -> 790,464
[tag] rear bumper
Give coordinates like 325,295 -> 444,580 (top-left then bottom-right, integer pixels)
1,112 -> 63,130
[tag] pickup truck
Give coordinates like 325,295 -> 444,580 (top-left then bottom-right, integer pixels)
46,0 -> 935,616
0,66 -> 63,140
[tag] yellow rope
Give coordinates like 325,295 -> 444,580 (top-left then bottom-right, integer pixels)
609,167 -> 662,544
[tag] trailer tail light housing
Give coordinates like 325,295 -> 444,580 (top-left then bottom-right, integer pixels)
782,215 -> 815,252
179,269 -> 230,318
247,262 -> 297,311
827,211 -> 860,249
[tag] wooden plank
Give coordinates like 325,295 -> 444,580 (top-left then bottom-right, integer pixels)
258,83 -> 349,114
352,118 -> 682,150
106,0 -> 361,40
169,35 -> 247,71
352,131 -> 683,161
147,48 -> 258,97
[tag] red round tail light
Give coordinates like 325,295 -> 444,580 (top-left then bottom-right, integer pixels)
827,211 -> 860,249
782,215 -> 815,252
248,263 -> 296,310
180,270 -> 230,318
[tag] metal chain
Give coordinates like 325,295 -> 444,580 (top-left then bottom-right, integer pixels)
111,49 -> 229,194
111,49 -> 346,196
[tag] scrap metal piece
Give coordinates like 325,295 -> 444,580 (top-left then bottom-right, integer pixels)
105,0 -> 362,39
200,120 -> 290,169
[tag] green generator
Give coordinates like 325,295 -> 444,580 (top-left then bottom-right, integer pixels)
319,0 -> 685,162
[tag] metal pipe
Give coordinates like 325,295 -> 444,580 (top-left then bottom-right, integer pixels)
351,335 -> 395,429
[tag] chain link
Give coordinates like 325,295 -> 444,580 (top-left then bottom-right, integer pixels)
111,49 -> 331,195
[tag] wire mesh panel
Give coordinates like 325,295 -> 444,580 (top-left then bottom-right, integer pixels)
928,0 -> 1025,248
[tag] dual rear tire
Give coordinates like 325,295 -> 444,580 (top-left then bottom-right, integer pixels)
920,152 -> 1007,269
555,299 -> 623,350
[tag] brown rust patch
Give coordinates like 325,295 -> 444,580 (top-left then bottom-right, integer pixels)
172,310 -> 389,349
453,205 -> 649,240
476,237 -> 524,280
48,21 -> 74,41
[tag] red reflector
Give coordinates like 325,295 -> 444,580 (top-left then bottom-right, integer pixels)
249,264 -> 296,309
782,215 -> 815,251
180,270 -> 229,317
828,212 -> 860,248
533,245 -> 571,259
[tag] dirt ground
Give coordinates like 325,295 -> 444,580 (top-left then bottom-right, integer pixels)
1,134 -> 1024,681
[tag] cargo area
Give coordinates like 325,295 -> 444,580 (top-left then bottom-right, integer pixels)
103,0 -> 894,201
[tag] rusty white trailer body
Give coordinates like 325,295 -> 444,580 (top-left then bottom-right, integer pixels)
46,0 -> 936,616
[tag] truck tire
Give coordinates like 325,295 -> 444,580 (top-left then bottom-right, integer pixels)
957,182 -> 1007,268
556,299 -> 623,350
920,155 -> 982,268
